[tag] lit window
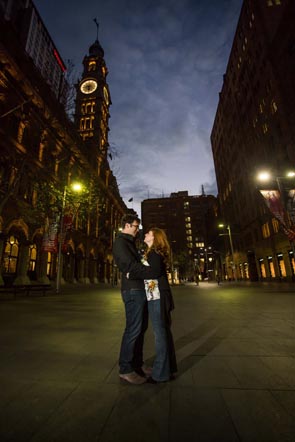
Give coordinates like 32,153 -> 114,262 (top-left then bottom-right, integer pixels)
29,244 -> 37,271
262,123 -> 268,134
262,222 -> 270,238
88,61 -> 96,71
3,236 -> 19,273
85,101 -> 95,113
47,252 -> 52,276
271,100 -> 278,113
267,0 -> 273,5
272,218 -> 279,233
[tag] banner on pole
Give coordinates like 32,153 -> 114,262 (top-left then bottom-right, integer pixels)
259,189 -> 295,241
42,220 -> 58,253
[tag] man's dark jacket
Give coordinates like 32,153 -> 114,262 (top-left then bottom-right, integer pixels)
113,232 -> 160,290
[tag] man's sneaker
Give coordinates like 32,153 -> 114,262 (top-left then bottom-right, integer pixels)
119,372 -> 147,385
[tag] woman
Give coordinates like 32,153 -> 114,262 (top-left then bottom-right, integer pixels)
129,227 -> 177,383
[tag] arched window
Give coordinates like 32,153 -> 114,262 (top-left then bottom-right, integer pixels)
29,244 -> 37,271
3,236 -> 19,273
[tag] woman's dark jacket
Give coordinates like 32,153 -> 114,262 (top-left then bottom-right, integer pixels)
129,250 -> 175,324
113,232 -> 160,290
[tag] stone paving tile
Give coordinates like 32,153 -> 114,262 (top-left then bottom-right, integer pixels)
222,388 -> 295,442
226,356 -> 291,389
0,380 -> 78,442
259,356 -> 295,387
30,383 -> 122,442
170,386 -> 239,442
98,384 -> 170,442
271,390 -> 295,418
190,356 -> 240,388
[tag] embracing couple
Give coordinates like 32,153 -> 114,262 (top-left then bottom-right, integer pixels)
113,214 -> 177,385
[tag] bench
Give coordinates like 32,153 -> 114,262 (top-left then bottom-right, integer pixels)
0,284 -> 52,297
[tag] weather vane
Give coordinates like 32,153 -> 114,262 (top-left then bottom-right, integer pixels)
93,18 -> 99,40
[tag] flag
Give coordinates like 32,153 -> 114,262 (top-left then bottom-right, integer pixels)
259,189 -> 295,241
42,219 -> 58,253
259,190 -> 287,226
128,197 -> 133,202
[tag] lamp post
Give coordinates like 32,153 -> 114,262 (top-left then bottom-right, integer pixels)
218,223 -> 237,281
56,182 -> 83,293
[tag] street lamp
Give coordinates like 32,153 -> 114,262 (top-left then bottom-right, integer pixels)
56,182 -> 83,293
218,223 -> 237,281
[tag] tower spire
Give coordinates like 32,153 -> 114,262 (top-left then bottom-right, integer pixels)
93,18 -> 99,40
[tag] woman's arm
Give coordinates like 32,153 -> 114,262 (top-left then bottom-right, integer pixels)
128,251 -> 163,279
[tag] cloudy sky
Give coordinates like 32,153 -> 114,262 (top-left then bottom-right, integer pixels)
34,0 -> 243,216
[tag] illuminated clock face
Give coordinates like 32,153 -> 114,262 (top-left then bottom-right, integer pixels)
103,86 -> 109,104
80,79 -> 98,94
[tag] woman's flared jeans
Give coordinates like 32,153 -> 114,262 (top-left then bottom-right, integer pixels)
148,299 -> 170,381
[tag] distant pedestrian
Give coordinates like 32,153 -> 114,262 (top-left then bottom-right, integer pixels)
113,214 -> 160,385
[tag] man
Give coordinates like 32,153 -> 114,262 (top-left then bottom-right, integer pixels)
113,214 -> 160,385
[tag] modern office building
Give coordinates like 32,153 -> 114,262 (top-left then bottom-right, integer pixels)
211,0 -> 295,281
142,191 -> 218,281
1,0 -> 68,103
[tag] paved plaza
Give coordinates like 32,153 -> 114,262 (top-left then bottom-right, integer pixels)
0,281 -> 295,441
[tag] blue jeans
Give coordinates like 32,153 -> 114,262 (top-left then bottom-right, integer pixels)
119,289 -> 148,374
148,299 -> 170,381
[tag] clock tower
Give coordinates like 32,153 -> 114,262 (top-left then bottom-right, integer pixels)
75,37 -> 111,164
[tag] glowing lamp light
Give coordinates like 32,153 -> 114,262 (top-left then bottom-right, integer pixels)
71,183 -> 83,192
257,171 -> 271,182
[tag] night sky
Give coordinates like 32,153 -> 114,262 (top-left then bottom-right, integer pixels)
34,0 -> 243,216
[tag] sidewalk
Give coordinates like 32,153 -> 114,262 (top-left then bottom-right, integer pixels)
0,282 -> 294,441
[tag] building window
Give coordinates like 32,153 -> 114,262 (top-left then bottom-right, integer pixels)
277,253 -> 286,277
271,100 -> 278,114
272,218 -> 279,233
80,117 -> 95,130
267,256 -> 276,278
3,236 -> 19,273
88,61 -> 96,71
258,258 -> 266,278
262,222 -> 270,238
28,244 -> 37,271
47,252 -> 53,276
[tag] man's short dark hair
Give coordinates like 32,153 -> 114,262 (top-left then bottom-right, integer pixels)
121,214 -> 140,229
